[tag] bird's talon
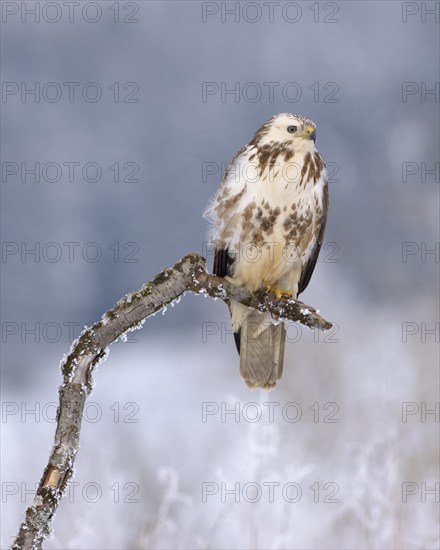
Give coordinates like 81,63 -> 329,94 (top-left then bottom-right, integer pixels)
265,285 -> 292,300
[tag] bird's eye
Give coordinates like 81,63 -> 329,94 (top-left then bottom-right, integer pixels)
287,126 -> 297,134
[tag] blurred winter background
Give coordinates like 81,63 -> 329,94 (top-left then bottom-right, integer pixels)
1,1 -> 439,548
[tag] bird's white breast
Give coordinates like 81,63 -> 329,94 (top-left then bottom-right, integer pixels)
205,145 -> 326,293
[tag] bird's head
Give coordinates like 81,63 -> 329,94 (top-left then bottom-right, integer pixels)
253,113 -> 317,153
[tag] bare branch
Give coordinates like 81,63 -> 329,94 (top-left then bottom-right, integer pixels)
12,252 -> 332,549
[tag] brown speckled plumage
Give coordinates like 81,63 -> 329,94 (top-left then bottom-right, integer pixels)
204,113 -> 328,390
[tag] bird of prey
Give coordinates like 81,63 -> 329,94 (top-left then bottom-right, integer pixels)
204,113 -> 328,390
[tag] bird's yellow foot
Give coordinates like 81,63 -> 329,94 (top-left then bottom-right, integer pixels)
265,285 -> 292,300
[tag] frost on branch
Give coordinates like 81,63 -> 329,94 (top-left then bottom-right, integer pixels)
12,252 -> 332,549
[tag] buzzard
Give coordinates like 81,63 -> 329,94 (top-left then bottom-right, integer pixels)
204,113 -> 328,390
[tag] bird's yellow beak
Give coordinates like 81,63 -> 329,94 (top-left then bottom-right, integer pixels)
305,126 -> 316,142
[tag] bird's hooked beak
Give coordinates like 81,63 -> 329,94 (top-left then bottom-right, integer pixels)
305,126 -> 316,143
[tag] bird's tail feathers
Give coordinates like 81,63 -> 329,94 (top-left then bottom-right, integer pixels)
237,310 -> 286,390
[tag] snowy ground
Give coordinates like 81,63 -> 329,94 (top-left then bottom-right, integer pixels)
2,306 -> 438,549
